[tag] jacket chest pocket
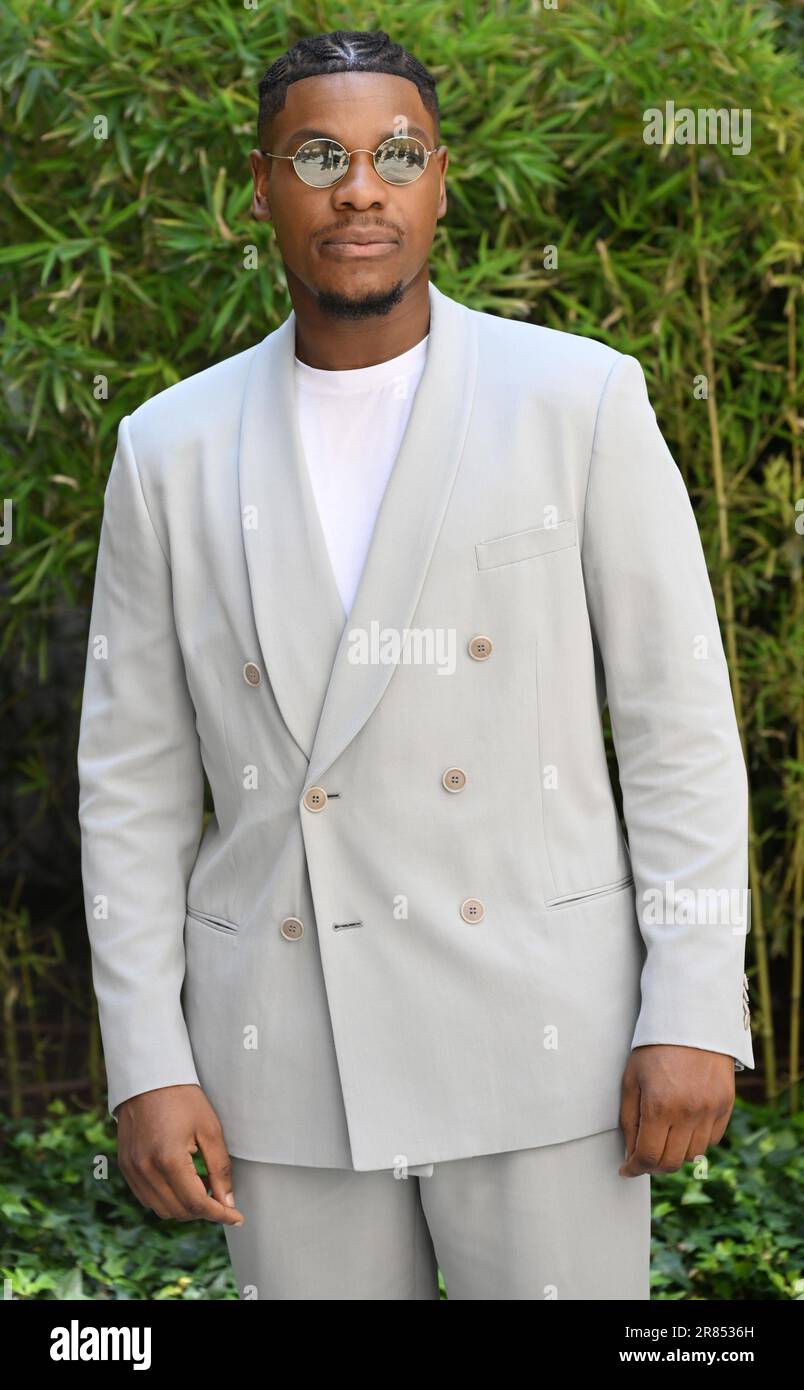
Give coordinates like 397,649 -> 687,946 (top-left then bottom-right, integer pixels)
185,906 -> 239,935
475,518 -> 577,570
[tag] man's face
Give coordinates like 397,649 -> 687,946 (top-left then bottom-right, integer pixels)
250,71 -> 448,318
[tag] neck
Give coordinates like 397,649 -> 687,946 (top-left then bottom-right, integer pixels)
289,266 -> 431,370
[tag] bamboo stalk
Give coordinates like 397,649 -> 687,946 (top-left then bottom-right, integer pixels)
787,275 -> 802,1114
60,997 -> 70,1087
689,156 -> 775,1098
2,981 -> 22,1119
17,919 -> 50,1104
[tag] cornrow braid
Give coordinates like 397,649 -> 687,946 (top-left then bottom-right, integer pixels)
258,30 -> 440,148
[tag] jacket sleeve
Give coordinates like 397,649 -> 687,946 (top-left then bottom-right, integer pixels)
581,353 -> 754,1071
77,414 -> 205,1119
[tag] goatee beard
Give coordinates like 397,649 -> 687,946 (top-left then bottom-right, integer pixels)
314,280 -> 405,320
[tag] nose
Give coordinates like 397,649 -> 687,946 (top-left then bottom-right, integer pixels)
331,150 -> 386,206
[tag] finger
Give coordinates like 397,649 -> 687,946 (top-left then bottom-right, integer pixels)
685,1121 -> 716,1164
709,1108 -> 731,1146
152,1148 -> 244,1224
130,1155 -> 204,1221
619,1112 -> 670,1177
655,1125 -> 694,1173
129,1168 -> 179,1221
619,1072 -> 641,1162
118,1157 -> 177,1220
196,1125 -> 242,1220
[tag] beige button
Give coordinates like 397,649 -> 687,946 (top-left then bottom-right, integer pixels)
468,635 -> 493,661
280,916 -> 304,941
460,897 -> 485,923
302,786 -> 328,812
442,767 -> 467,793
243,661 -> 261,686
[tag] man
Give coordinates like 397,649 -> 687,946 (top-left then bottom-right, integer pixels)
77,29 -> 754,1301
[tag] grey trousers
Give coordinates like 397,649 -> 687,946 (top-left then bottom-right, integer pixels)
223,1127 -> 651,1300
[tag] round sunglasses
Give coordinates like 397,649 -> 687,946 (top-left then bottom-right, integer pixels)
259,135 -> 440,188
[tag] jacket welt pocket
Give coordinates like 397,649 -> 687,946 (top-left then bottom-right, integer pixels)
475,518 -> 577,571
545,873 -> 634,910
185,906 -> 239,934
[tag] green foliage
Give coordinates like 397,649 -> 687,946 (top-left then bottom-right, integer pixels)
650,1099 -> 804,1300
1,1102 -> 236,1299
1,1100 -> 800,1299
1,0 -> 800,643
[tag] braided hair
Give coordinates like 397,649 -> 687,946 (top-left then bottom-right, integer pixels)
258,30 -> 440,148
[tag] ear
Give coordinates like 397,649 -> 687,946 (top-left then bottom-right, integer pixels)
250,150 -> 273,223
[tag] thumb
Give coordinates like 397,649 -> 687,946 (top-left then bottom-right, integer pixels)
197,1126 -> 244,1223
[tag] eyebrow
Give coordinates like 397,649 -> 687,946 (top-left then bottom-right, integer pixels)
278,125 -> 432,152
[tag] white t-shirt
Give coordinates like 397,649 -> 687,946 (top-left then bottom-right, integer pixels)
294,334 -> 429,617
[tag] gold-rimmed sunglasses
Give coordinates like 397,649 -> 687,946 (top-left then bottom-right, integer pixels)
259,135 -> 441,188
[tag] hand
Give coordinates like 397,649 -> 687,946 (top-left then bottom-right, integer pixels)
618,1044 -> 735,1177
115,1084 -> 245,1225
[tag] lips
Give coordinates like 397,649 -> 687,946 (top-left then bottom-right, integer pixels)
320,235 -> 399,260
322,233 -> 398,246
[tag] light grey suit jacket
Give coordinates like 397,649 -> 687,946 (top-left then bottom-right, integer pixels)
77,278 -> 754,1172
